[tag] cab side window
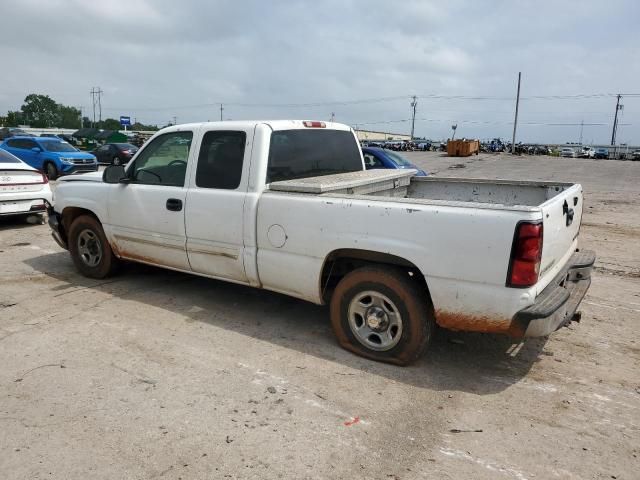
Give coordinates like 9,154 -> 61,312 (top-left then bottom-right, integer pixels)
196,131 -> 246,190
130,131 -> 193,186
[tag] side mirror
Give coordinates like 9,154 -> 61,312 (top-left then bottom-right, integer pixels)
103,164 -> 127,184
31,147 -> 42,153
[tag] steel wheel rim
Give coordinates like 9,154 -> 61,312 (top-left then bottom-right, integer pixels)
113,157 -> 120,165
77,229 -> 102,267
348,290 -> 403,351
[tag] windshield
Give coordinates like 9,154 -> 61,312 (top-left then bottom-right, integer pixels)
267,129 -> 362,183
385,150 -> 413,167
42,141 -> 78,152
0,149 -> 22,163
114,143 -> 137,150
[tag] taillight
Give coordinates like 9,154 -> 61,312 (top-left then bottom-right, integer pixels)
303,121 -> 326,128
42,173 -> 49,184
507,222 -> 543,288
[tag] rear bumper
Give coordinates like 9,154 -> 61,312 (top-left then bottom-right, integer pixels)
513,249 -> 596,337
0,198 -> 49,216
47,207 -> 68,250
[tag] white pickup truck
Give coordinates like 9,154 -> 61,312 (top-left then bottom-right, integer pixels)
48,120 -> 595,365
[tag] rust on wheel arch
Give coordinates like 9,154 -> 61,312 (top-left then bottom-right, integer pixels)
435,310 -> 525,337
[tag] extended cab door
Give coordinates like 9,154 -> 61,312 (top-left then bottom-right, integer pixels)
184,127 -> 253,283
106,130 -> 194,270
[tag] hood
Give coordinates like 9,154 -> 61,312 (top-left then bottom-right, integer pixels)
58,171 -> 103,182
52,151 -> 96,159
398,164 -> 428,176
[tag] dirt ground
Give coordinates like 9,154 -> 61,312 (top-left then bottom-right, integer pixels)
1,152 -> 638,479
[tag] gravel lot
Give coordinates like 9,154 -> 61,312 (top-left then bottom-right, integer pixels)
1,152 -> 638,479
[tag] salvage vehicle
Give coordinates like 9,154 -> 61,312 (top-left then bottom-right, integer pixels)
594,148 -> 609,159
48,120 -> 595,365
0,149 -> 52,219
0,136 -> 97,180
362,146 -> 427,176
560,147 -> 577,158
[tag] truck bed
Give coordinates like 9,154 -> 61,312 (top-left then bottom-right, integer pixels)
269,169 -> 574,210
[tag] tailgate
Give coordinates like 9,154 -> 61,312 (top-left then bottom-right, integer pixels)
0,169 -> 47,194
537,184 -> 583,293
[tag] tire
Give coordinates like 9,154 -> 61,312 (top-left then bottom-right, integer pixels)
68,215 -> 119,279
330,266 -> 434,365
112,156 -> 121,166
44,162 -> 58,180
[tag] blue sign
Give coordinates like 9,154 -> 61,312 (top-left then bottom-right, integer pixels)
120,116 -> 131,126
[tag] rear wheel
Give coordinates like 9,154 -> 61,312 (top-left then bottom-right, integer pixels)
44,162 -> 58,180
330,266 -> 434,365
68,215 -> 119,278
112,156 -> 121,166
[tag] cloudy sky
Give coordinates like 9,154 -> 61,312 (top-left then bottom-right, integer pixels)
1,0 -> 639,143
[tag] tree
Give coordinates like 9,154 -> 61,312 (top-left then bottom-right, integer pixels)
5,111 -> 24,127
131,122 -> 158,131
21,94 -> 59,128
98,118 -> 122,131
82,117 -> 92,128
58,105 -> 81,129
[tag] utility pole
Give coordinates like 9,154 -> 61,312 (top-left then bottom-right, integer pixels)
97,88 -> 102,123
330,112 -> 335,122
611,94 -> 623,146
511,72 -> 521,154
172,116 -> 177,126
410,95 -> 417,139
90,88 -> 96,127
220,104 -> 224,121
579,120 -> 584,145
90,87 -> 103,127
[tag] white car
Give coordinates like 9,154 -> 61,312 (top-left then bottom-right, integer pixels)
0,149 -> 53,218
579,147 -> 596,158
560,147 -> 576,158
49,120 -> 594,365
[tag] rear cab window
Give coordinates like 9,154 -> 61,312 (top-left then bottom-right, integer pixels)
266,129 -> 362,183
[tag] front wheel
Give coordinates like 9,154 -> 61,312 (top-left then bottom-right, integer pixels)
330,266 -> 434,365
68,215 -> 119,279
45,162 -> 58,180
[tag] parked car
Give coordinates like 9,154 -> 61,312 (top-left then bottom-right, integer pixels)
93,143 -> 139,165
0,127 -> 33,141
415,141 -> 432,151
579,146 -> 596,158
0,136 -> 98,180
0,148 -> 53,219
49,120 -> 594,365
560,147 -> 576,158
40,133 -> 76,144
594,148 -> 609,159
362,147 -> 427,176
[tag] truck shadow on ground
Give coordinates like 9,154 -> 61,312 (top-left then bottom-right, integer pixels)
26,252 -> 549,395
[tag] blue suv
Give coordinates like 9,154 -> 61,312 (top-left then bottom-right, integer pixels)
0,136 -> 97,180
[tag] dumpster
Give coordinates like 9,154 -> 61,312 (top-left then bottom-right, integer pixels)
447,139 -> 480,157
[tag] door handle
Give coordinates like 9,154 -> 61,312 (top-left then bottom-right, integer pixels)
166,198 -> 183,211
